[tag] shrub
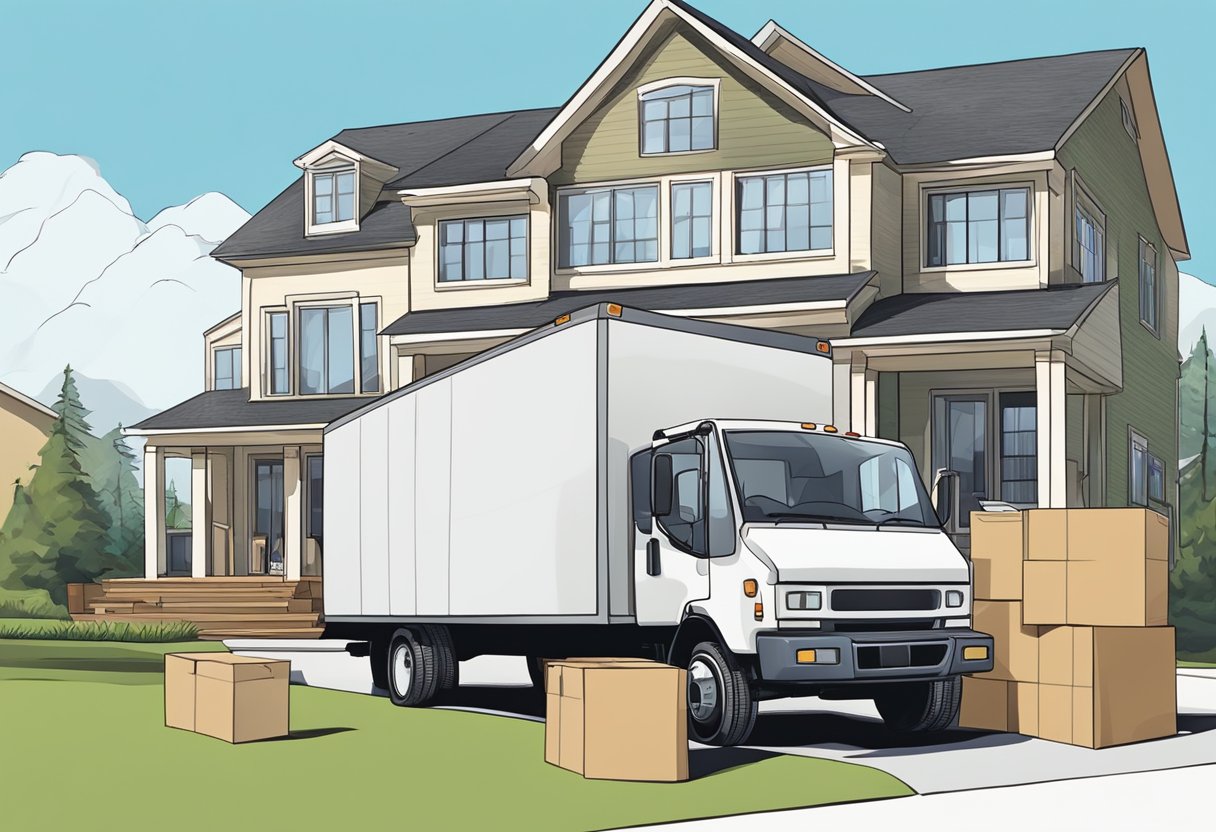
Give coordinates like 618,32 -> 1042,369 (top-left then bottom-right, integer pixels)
0,589 -> 70,620
0,619 -> 200,642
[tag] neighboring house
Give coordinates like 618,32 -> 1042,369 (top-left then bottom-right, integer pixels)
125,0 -> 1186,595
0,381 -> 55,526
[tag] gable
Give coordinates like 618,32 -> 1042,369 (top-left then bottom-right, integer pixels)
552,22 -> 833,186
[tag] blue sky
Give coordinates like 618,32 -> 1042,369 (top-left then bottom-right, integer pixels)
4,0 -> 1212,278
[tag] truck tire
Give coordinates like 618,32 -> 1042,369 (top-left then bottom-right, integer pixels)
874,676 -> 961,733
424,624 -> 459,690
526,656 -> 547,691
386,627 -> 441,707
687,641 -> 758,746
370,639 -> 389,691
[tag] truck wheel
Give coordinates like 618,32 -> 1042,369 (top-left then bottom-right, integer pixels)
874,676 -> 961,733
424,624 -> 459,690
386,627 -> 441,707
526,657 -> 547,691
687,641 -> 757,746
370,639 -> 389,691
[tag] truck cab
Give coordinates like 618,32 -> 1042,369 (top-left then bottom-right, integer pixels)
632,419 -> 995,745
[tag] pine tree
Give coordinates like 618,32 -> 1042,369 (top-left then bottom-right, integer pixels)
164,481 -> 192,530
89,425 -> 144,576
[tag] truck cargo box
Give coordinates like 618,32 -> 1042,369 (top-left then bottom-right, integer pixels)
323,304 -> 832,624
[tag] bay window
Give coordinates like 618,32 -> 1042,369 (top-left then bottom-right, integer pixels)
926,186 -> 1030,267
299,306 -> 354,395
1074,184 -> 1105,283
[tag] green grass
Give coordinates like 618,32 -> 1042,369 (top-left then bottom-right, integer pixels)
1179,660 -> 1216,668
0,642 -> 912,830
0,617 -> 199,642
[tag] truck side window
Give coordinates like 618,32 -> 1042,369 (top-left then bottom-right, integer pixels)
654,437 -> 706,555
630,448 -> 653,534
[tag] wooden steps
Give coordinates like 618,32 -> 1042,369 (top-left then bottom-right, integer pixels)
69,577 -> 324,639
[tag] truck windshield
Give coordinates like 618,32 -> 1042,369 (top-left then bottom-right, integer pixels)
723,430 -> 938,528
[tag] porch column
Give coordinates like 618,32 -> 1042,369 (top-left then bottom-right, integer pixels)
849,355 -> 877,436
190,450 -> 208,578
1036,350 -> 1068,507
283,446 -> 303,581
143,445 -> 166,579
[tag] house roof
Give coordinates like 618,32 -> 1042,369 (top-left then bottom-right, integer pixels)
383,271 -> 874,336
213,0 -> 1141,262
129,389 -> 370,433
848,281 -> 1114,340
0,380 -> 57,422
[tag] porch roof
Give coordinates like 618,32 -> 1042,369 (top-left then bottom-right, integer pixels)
128,389 -> 369,433
383,271 -> 875,336
847,281 -> 1113,340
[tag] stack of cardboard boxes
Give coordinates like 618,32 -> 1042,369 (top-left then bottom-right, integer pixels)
961,508 -> 1177,748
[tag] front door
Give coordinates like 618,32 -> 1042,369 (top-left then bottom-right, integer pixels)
933,395 -> 990,529
252,460 -> 285,576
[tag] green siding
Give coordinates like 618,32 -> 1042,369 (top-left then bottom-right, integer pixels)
552,23 -> 832,186
1059,87 -> 1179,509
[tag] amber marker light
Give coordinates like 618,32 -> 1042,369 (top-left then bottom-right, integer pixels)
606,303 -> 623,317
816,341 -> 830,353
963,646 -> 990,661
742,579 -> 758,598
823,425 -> 839,433
796,649 -> 817,664
801,423 -> 817,430
554,314 -> 571,326
845,431 -> 861,437
753,602 -> 764,621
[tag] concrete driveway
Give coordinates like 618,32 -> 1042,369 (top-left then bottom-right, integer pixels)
226,639 -> 1216,795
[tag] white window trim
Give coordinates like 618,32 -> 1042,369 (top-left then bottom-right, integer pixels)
669,179 -> 717,263
263,308 -> 291,397
730,163 -> 836,263
261,297 -> 383,400
435,213 -> 531,289
212,345 -> 242,391
1138,235 -> 1160,337
1071,173 -> 1107,282
919,181 -> 1036,273
636,77 -> 721,157
305,164 -> 360,236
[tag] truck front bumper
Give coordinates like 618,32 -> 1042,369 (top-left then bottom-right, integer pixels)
755,628 -> 994,683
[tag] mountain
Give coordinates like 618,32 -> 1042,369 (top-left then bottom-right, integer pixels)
36,371 -> 156,437
1180,272 -> 1216,356
0,151 -> 249,410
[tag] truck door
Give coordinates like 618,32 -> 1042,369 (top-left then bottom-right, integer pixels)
632,436 -> 711,626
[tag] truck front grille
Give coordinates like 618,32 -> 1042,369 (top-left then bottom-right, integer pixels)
831,589 -> 941,612
855,642 -> 948,670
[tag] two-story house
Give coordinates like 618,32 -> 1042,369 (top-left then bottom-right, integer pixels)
116,0 -> 1186,633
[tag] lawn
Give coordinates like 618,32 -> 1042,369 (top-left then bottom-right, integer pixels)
0,640 -> 913,830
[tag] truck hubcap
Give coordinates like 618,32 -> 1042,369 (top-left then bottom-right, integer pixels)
392,644 -> 413,697
688,658 -> 720,722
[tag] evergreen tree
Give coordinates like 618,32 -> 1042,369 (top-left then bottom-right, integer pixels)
88,425 -> 144,576
164,481 -> 192,530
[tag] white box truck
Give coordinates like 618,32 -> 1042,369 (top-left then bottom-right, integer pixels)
323,303 -> 993,745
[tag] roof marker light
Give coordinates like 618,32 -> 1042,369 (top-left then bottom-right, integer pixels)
554,314 -> 571,326
816,341 -> 831,354
801,423 -> 817,430
823,425 -> 839,433
845,431 -> 861,437
606,303 -> 623,317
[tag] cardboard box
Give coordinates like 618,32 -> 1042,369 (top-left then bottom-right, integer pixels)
165,652 -> 289,743
1035,627 -> 1176,748
545,659 -> 687,782
1009,681 -> 1039,735
973,600 -> 1040,682
1066,508 -> 1169,562
970,512 -> 1025,600
958,677 -> 1038,734
1024,509 -> 1069,561
1023,558 -> 1167,627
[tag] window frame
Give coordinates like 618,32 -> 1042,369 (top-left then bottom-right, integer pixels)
1072,176 -> 1107,284
263,297 -> 382,399
669,179 -> 715,261
1138,236 -> 1160,337
556,182 -> 661,269
306,165 -> 359,236
212,345 -> 242,391
636,77 -> 720,157
733,164 -> 835,258
922,183 -> 1034,270
296,304 -> 357,396
998,391 -> 1038,506
437,214 -> 530,286
359,301 -> 380,394
265,310 -> 291,397
1129,429 -> 1149,507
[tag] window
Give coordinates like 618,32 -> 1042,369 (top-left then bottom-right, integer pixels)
298,305 -> 354,395
1148,454 -> 1165,503
439,216 -> 527,282
1120,98 -> 1139,141
639,84 -> 715,154
267,312 -> 289,395
1139,237 -> 1158,334
1074,185 -> 1105,283
999,392 -> 1037,504
359,302 -> 380,393
860,454 -> 922,516
737,169 -> 832,255
926,187 -> 1030,267
671,181 -> 713,259
654,436 -> 705,555
558,185 -> 658,267
213,346 -> 242,391
1130,431 -> 1149,506
313,169 -> 355,225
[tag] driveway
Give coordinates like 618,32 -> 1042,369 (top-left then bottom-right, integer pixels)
227,640 -> 1216,796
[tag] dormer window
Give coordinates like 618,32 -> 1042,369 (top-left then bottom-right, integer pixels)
638,80 -> 718,155
313,168 -> 356,226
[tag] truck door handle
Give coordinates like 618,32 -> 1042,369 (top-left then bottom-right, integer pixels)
646,539 -> 661,576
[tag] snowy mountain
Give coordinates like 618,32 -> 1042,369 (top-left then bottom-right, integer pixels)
1180,272 -> 1216,356
0,151 -> 249,412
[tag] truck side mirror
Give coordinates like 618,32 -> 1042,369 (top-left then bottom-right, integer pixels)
652,454 -> 674,517
933,470 -> 957,527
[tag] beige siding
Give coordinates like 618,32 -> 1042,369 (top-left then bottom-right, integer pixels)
849,163 -> 872,271
871,163 -> 903,297
0,394 -> 53,525
552,23 -> 833,186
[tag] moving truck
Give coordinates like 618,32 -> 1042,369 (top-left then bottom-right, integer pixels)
323,303 -> 994,745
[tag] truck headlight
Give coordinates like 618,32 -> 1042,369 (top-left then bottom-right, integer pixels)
787,591 -> 822,611
945,590 -> 965,608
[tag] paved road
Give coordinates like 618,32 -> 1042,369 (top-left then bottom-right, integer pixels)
226,640 -> 1216,796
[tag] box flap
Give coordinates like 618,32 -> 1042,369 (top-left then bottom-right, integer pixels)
194,654 -> 289,683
